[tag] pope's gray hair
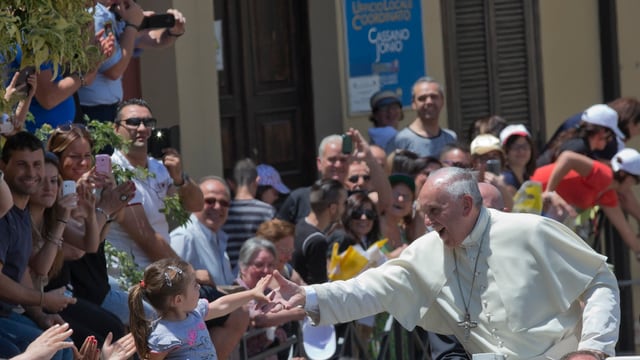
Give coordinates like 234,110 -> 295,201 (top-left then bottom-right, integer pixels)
430,167 -> 482,207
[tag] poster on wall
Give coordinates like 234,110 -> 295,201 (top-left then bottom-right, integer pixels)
343,0 -> 426,114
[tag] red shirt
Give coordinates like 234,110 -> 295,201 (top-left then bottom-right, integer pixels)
531,160 -> 617,210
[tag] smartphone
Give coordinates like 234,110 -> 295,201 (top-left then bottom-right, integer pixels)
15,66 -> 36,95
341,134 -> 353,155
148,128 -> 171,159
62,180 -> 76,196
63,285 -> 74,298
486,159 -> 501,175
0,114 -> 14,135
95,154 -> 112,175
139,14 -> 176,30
104,21 -> 114,37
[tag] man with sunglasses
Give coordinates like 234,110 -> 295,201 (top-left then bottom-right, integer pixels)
106,98 -> 204,276
170,176 -> 250,360
277,130 -> 391,225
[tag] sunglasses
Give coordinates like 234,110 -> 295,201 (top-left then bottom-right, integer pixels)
120,117 -> 157,129
204,198 -> 230,208
350,208 -> 376,220
348,174 -> 371,183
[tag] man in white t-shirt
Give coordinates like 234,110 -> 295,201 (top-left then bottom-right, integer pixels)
107,98 -> 203,273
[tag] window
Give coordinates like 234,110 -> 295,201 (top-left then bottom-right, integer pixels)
441,0 -> 544,144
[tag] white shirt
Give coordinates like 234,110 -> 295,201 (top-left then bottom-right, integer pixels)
107,150 -> 172,270
304,208 -> 619,358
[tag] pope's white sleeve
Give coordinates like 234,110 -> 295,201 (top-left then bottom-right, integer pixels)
578,262 -> 620,356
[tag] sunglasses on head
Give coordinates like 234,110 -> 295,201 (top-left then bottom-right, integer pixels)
348,174 -> 371,183
56,123 -> 87,132
120,117 -> 157,129
204,198 -> 230,208
442,160 -> 471,169
350,208 -> 376,220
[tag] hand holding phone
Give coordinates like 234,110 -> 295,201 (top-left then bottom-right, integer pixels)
139,14 -> 175,30
486,159 -> 501,175
14,66 -> 36,97
0,114 -> 14,135
95,154 -> 112,175
62,180 -> 77,197
341,134 -> 353,155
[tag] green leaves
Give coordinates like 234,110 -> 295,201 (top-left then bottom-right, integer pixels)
1,1 -> 101,113
85,119 -> 130,154
160,194 -> 192,228
104,241 -> 144,291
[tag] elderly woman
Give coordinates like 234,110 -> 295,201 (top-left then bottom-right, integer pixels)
236,237 -> 305,359
256,219 -> 305,285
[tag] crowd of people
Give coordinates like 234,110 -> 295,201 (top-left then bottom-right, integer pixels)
0,2 -> 638,356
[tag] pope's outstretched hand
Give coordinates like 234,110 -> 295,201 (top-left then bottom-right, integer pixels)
266,270 -> 307,312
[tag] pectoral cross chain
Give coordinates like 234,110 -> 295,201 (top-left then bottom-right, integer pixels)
457,313 -> 477,340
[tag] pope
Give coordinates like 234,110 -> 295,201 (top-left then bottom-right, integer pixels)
268,167 -> 619,359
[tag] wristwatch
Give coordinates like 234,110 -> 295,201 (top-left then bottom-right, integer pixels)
174,173 -> 189,188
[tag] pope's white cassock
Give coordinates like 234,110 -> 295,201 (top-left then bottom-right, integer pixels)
303,208 -> 620,359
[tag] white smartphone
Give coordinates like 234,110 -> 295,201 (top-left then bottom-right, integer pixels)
62,180 -> 76,196
95,154 -> 111,175
0,114 -> 14,135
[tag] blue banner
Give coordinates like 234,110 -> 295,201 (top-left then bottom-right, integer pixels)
343,0 -> 426,114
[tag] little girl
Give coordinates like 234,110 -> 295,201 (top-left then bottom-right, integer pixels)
128,258 -> 272,359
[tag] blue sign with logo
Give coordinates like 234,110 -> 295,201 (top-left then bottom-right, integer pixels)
343,0 -> 426,114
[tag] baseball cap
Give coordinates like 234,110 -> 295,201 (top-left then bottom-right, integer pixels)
256,164 -> 290,194
581,104 -> 624,140
370,90 -> 402,110
389,173 -> 415,193
611,148 -> 640,176
302,318 -> 336,360
499,124 -> 531,146
470,134 -> 504,155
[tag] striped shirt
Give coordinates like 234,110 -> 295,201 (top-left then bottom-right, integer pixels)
222,199 -> 275,270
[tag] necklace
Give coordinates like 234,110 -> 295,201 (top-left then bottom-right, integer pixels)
452,233 -> 486,341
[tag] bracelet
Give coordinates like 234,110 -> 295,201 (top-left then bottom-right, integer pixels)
167,29 -> 184,37
125,22 -> 140,31
96,207 -> 115,223
46,235 -> 63,248
56,218 -> 67,224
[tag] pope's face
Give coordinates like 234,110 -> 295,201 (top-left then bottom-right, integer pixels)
420,177 -> 473,248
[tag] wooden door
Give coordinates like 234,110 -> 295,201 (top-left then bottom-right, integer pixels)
214,0 -> 315,188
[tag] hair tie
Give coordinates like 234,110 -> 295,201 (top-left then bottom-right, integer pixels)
140,280 -> 146,288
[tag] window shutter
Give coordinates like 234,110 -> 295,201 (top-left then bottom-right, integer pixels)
442,0 -> 544,144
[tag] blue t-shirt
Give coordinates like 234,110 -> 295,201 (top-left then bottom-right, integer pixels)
27,61 -> 76,132
385,126 -> 457,158
0,206 -> 33,315
148,299 -> 217,359
77,3 -> 125,106
2,46 -> 74,132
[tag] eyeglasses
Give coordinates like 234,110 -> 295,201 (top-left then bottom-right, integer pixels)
250,261 -> 274,271
204,198 -> 230,208
120,117 -> 157,129
441,160 -> 471,169
350,208 -> 376,220
347,174 -> 371,183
